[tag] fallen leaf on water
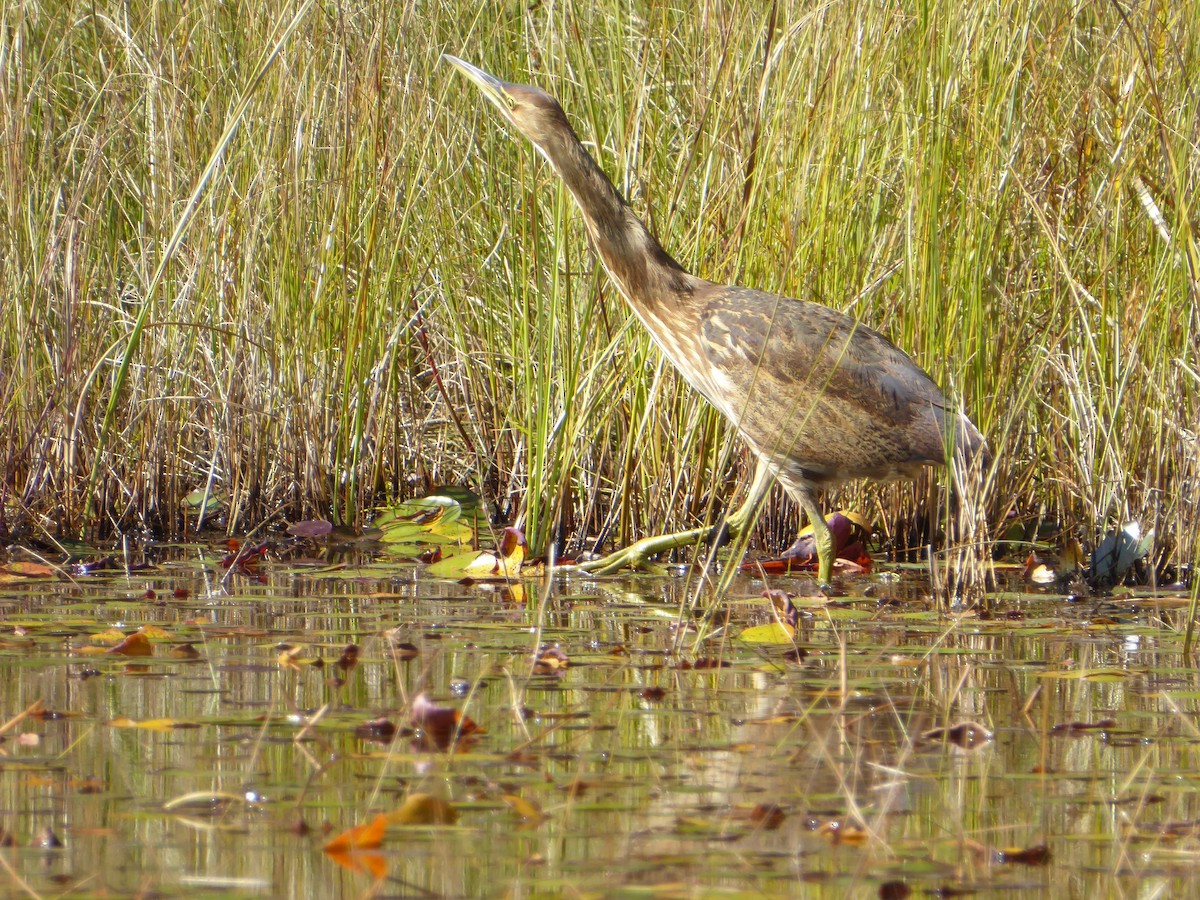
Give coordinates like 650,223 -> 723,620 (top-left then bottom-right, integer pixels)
409,693 -> 484,751
107,717 -> 200,732
354,717 -> 398,742
325,848 -> 388,879
739,803 -> 786,830
107,633 -> 153,657
994,843 -> 1052,865
323,814 -> 387,852
920,722 -> 993,750
0,561 -> 56,580
381,629 -> 420,660
736,621 -> 795,644
221,538 -> 271,570
90,629 -> 128,646
386,793 -> 458,826
502,794 -> 546,827
879,881 -> 912,900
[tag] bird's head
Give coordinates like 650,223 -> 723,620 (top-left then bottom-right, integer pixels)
443,55 -> 569,147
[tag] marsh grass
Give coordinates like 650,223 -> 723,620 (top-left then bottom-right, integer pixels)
2,1 -> 1197,577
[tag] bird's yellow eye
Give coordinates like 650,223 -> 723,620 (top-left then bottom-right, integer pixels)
503,94 -> 518,111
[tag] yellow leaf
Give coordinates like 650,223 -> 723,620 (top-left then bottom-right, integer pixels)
107,717 -> 192,732
502,794 -> 546,827
736,622 -> 796,644
90,629 -> 128,645
385,793 -> 458,826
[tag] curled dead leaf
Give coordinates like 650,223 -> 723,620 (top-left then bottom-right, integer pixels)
410,693 -> 484,752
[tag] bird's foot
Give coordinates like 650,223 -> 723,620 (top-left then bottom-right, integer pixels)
571,526 -> 714,575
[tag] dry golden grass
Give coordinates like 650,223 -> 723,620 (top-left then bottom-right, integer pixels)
1,1 -> 1196,578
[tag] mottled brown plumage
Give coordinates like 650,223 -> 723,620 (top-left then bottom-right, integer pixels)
446,56 -> 986,582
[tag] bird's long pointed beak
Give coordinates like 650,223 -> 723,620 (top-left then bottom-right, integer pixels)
442,55 -> 510,111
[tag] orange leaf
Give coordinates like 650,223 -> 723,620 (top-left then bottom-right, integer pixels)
106,717 -> 197,732
108,633 -> 153,657
2,562 -> 55,578
323,814 -> 388,853
324,849 -> 388,879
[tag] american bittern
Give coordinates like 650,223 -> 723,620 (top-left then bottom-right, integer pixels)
445,56 -> 986,583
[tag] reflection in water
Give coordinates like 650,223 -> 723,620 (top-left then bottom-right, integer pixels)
0,542 -> 1194,896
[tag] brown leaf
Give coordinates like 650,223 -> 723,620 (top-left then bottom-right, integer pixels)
1,562 -> 56,578
107,632 -> 153,657
409,693 -> 484,751
994,843 -> 1051,865
879,881 -> 911,900
748,804 -> 787,830
354,717 -> 398,742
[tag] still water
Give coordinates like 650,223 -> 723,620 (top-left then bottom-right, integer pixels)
0,542 -> 1195,897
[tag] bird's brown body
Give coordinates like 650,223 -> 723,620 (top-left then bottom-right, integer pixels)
446,56 -> 985,581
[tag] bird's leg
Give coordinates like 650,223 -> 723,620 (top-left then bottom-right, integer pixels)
795,491 -> 835,586
716,458 -> 773,541
574,458 -> 774,575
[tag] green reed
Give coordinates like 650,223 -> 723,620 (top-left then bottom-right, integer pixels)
1,0 -> 1195,576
